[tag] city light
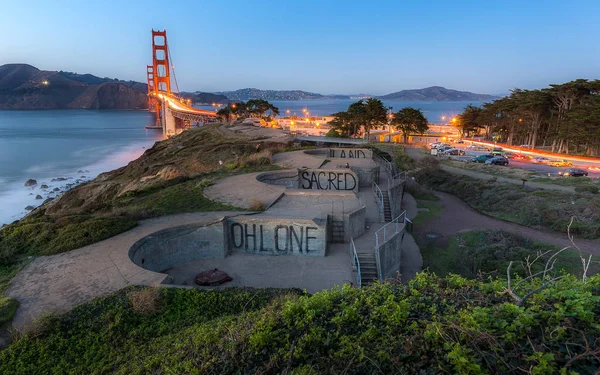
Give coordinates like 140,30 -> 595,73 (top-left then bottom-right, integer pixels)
42,80 -> 49,85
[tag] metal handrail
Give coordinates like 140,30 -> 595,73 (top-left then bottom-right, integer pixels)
349,238 -> 361,288
375,211 -> 407,249
372,182 -> 384,222
387,171 -> 407,189
374,211 -> 408,281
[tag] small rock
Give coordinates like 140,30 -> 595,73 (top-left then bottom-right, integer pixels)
24,179 -> 37,187
67,177 -> 73,179
77,170 -> 84,174
35,195 -> 43,200
40,184 -> 49,189
53,187 -> 60,192
84,170 -> 89,173
80,176 -> 86,178
51,177 -> 67,182
25,205 -> 35,211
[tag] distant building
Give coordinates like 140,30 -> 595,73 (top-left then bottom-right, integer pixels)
370,124 -> 461,144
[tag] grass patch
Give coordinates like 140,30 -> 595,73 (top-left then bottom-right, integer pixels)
1,277 -> 600,373
0,216 -> 137,264
112,177 -> 239,218
419,230 -> 599,279
414,167 -> 600,239
412,200 -> 443,226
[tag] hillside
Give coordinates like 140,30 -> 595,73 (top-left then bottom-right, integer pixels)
218,88 -> 350,100
0,64 -> 148,109
180,91 -> 229,104
378,86 -> 497,101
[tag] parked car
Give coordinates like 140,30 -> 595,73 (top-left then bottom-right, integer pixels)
429,142 -> 442,148
471,154 -> 496,163
559,168 -> 588,177
454,139 -> 465,144
444,148 -> 466,156
549,160 -> 573,167
485,156 -> 509,166
467,145 -> 490,152
438,145 -> 453,152
531,157 -> 550,164
512,154 -> 527,161
491,147 -> 505,155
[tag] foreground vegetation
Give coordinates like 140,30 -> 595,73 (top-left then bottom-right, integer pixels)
413,164 -> 600,239
1,274 -> 599,374
420,230 -> 600,279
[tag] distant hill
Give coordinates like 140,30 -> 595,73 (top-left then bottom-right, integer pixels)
0,64 -> 148,109
180,91 -> 229,104
217,88 -> 350,101
378,86 -> 497,101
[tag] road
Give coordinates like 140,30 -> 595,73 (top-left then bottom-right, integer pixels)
442,143 -> 600,178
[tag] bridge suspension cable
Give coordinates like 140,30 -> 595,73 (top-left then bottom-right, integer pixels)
167,43 -> 181,98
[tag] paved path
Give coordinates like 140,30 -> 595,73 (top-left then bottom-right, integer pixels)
272,150 -> 325,169
415,192 -> 600,256
6,211 -> 243,330
204,172 -> 286,209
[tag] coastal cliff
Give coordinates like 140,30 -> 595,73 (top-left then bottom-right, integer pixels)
0,64 -> 148,110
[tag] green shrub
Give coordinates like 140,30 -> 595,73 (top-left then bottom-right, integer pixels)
1,277 -> 599,374
574,185 -> 599,194
0,297 -> 19,326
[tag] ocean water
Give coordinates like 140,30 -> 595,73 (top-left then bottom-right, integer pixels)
0,110 -> 162,225
196,99 -> 483,121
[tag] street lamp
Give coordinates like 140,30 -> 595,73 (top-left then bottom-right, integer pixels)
441,115 -> 446,124
387,107 -> 394,143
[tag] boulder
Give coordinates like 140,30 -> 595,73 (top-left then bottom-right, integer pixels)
35,195 -> 43,200
53,187 -> 60,192
24,179 -> 37,187
25,205 -> 35,211
40,184 -> 49,189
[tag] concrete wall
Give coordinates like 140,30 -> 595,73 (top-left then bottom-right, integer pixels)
225,216 -> 328,257
388,180 -> 405,219
328,148 -> 373,158
350,165 -> 380,187
256,170 -> 298,188
129,222 -> 226,273
376,229 -> 404,279
343,206 -> 366,242
297,168 -> 359,193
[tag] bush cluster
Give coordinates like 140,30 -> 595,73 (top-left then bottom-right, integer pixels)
1,276 -> 599,374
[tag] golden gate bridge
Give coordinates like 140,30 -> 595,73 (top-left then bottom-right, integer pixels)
146,29 -> 217,137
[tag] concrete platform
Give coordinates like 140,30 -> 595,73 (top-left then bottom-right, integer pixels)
166,243 -> 353,293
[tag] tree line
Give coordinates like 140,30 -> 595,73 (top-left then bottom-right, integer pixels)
327,98 -> 428,142
457,79 -> 600,155
216,99 -> 280,121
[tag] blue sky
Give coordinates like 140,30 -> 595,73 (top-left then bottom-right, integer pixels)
1,0 -> 599,95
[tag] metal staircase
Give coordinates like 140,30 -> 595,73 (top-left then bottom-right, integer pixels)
357,252 -> 378,286
382,191 -> 392,222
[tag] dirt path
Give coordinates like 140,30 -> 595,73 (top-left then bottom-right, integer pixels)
415,191 -> 600,256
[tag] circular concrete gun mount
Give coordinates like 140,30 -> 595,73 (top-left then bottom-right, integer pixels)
6,211 -> 244,331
